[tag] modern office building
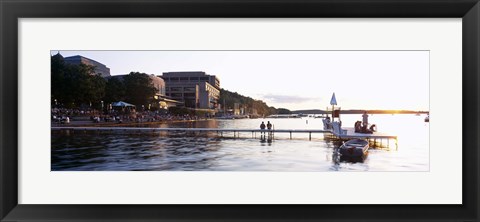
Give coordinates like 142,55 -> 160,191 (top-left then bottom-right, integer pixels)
161,72 -> 220,110
64,55 -> 111,78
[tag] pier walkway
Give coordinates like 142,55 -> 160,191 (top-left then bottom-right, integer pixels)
52,127 -> 329,139
51,126 -> 398,149
331,127 -> 397,139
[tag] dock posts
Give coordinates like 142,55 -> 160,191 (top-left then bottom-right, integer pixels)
265,130 -> 273,141
272,125 -> 275,140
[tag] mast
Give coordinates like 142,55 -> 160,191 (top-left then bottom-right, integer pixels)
330,92 -> 337,122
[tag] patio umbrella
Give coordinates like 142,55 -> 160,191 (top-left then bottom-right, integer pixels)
111,101 -> 135,107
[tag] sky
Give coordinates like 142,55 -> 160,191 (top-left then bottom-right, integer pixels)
51,50 -> 429,111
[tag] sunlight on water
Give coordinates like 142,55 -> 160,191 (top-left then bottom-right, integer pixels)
51,114 -> 429,171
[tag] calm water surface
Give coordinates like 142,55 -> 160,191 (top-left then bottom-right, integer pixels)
51,114 -> 429,171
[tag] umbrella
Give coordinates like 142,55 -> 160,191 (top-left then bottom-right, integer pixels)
111,101 -> 135,107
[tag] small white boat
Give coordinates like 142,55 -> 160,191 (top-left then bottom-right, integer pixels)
339,139 -> 369,158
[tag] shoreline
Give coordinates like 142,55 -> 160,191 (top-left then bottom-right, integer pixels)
51,118 -> 210,128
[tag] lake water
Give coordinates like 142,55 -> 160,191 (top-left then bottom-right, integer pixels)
51,114 -> 429,171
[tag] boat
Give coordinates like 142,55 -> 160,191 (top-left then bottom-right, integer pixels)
339,139 -> 369,158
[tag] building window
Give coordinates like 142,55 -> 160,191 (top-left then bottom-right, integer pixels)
184,87 -> 196,92
180,77 -> 189,81
170,87 -> 181,91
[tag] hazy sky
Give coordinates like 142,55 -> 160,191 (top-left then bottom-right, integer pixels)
52,50 -> 429,111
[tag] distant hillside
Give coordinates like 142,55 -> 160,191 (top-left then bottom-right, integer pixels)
219,89 -> 291,116
291,109 -> 326,114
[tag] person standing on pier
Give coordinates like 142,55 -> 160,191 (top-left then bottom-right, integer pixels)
260,121 -> 266,135
362,111 -> 369,127
266,121 -> 274,140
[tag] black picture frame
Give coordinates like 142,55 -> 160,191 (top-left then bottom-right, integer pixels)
1,0 -> 479,221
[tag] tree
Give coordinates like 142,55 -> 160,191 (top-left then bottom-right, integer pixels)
277,108 -> 292,114
65,64 -> 106,107
219,88 -> 279,116
88,74 -> 107,108
123,72 -> 157,108
51,54 -> 106,109
104,77 -> 126,103
51,53 -> 66,105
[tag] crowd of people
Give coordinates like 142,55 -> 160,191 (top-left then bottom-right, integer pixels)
90,113 -> 201,124
52,108 -> 209,125
51,108 -> 92,123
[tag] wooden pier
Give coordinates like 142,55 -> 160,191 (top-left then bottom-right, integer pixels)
51,127 -> 329,140
51,126 -> 398,149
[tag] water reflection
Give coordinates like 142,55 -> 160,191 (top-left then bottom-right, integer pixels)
52,114 -> 429,171
52,131 -> 223,171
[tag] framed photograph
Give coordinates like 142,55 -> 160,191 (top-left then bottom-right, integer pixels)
1,0 -> 478,221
